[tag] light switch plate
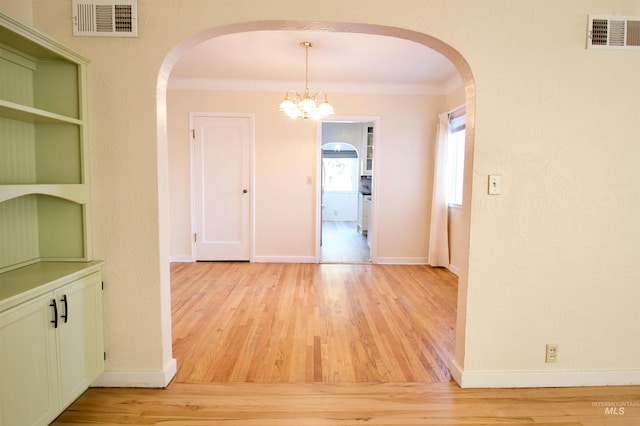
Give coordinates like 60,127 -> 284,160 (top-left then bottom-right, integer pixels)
488,174 -> 501,195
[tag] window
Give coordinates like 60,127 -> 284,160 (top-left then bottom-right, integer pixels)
323,158 -> 357,192
322,143 -> 358,192
446,107 -> 466,205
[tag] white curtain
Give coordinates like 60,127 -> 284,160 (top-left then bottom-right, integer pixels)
428,112 -> 450,267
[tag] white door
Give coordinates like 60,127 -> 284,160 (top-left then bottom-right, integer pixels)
193,115 -> 251,261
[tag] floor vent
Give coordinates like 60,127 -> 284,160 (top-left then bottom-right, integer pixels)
72,0 -> 138,37
587,15 -> 640,49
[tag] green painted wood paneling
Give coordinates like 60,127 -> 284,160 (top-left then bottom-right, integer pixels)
34,61 -> 79,119
37,195 -> 85,260
0,195 -> 40,270
0,117 -> 36,184
35,123 -> 81,184
0,46 -> 34,106
0,119 -> 81,185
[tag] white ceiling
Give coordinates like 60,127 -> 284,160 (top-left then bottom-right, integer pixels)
168,30 -> 461,94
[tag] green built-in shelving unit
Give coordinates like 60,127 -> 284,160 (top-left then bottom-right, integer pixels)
0,14 -> 104,426
0,11 -> 92,275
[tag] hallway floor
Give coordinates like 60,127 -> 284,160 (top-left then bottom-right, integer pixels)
320,220 -> 370,263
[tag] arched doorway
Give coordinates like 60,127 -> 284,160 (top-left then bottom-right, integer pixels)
157,20 -> 475,382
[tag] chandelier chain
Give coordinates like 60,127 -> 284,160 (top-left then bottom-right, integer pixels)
304,43 -> 309,92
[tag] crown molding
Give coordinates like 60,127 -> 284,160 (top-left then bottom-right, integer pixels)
167,77 -> 462,96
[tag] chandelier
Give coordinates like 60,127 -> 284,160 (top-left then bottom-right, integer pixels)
279,41 -> 334,120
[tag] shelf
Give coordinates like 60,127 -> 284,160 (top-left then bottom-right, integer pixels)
1,107 -> 83,185
0,193 -> 90,272
0,100 -> 83,125
0,184 -> 89,204
0,261 -> 103,320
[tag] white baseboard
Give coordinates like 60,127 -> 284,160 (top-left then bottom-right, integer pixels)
91,358 -> 177,388
169,256 -> 319,264
448,263 -> 460,275
252,256 -> 316,263
375,257 -> 428,265
451,360 -> 640,388
169,255 -> 445,266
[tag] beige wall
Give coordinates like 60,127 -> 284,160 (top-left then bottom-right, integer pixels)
0,0 -> 30,24
167,89 -> 443,263
4,0 -> 637,386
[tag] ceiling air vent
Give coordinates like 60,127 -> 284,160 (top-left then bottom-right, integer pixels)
72,0 -> 138,37
587,15 -> 640,49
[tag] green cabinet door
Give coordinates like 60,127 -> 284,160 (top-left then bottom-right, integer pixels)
57,272 -> 104,408
0,293 -> 60,426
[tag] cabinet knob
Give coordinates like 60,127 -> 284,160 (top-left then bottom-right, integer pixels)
243,189 -> 248,193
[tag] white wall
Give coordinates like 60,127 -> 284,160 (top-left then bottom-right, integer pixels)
8,0 -> 638,387
321,192 -> 358,221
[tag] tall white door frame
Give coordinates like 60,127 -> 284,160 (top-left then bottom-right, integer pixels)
316,116 -> 380,263
189,113 -> 255,262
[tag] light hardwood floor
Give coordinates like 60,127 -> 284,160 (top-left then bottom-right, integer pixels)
171,262 -> 456,383
52,262 -> 640,425
53,381 -> 640,425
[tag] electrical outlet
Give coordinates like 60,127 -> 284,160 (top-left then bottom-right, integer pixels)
545,344 -> 558,363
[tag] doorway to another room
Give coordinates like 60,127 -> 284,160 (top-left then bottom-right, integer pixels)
319,121 -> 374,263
